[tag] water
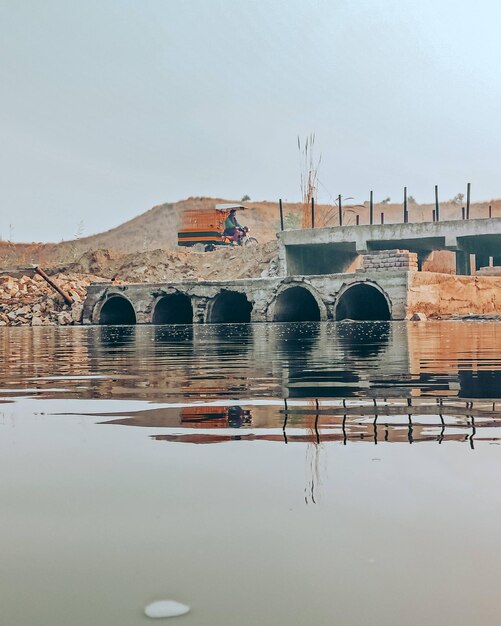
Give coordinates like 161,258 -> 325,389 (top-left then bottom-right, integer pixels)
1,321 -> 501,626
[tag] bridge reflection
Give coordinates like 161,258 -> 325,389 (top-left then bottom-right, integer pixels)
99,398 -> 501,449
1,321 -> 500,405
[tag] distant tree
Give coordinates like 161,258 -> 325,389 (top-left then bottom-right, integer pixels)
408,195 -> 417,204
284,211 -> 302,230
275,211 -> 302,231
380,197 -> 391,204
241,194 -> 250,202
451,192 -> 464,205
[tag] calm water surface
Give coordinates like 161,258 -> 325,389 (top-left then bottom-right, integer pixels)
1,321 -> 501,626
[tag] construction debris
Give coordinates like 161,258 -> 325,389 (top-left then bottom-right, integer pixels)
35,266 -> 74,305
0,273 -> 108,327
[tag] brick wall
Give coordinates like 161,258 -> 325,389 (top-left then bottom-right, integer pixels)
362,249 -> 418,272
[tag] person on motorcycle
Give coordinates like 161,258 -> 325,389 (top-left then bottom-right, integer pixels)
223,208 -> 244,244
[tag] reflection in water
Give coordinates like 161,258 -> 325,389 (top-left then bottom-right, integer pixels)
99,325 -> 136,348
1,321 -> 501,402
204,323 -> 254,357
335,320 -> 391,359
2,321 -> 501,625
154,324 -> 194,344
458,369 -> 501,398
180,405 -> 252,428
147,399 -> 501,449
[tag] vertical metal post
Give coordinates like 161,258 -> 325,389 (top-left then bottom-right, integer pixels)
462,206 -> 465,220
435,185 -> 440,222
279,199 -> 284,231
380,212 -> 384,224
489,204 -> 492,218
356,214 -> 360,226
369,190 -> 374,225
466,182 -> 471,219
432,209 -> 436,222
311,197 -> 315,229
338,195 -> 343,226
403,187 -> 408,223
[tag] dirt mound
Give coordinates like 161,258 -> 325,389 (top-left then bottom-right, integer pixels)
65,241 -> 279,283
64,248 -> 124,276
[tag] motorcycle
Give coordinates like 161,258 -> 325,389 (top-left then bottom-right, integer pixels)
221,226 -> 258,247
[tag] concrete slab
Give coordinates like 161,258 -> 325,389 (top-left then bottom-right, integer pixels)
278,217 -> 501,276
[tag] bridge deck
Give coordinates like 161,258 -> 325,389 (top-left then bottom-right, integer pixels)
278,218 -> 501,276
279,217 -> 501,254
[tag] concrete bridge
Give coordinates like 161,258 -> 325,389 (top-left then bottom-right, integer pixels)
82,216 -> 501,325
279,217 -> 501,275
82,271 -> 410,325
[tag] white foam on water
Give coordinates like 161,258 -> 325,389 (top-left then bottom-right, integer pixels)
144,600 -> 191,619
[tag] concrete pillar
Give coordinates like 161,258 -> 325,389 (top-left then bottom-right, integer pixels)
417,251 -> 431,271
455,251 -> 471,275
475,253 -> 490,271
191,296 -> 208,323
135,311 -> 150,324
250,295 -> 269,322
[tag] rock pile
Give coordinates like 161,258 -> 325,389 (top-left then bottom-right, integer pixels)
0,272 -> 108,327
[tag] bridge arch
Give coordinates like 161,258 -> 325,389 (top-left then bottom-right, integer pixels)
152,292 -> 193,324
334,281 -> 391,321
271,283 -> 325,322
97,294 -> 137,325
206,290 -> 252,324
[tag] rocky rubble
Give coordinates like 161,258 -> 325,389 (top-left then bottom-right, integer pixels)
0,272 -> 108,327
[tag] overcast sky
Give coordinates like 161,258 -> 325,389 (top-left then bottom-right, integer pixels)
1,0 -> 501,242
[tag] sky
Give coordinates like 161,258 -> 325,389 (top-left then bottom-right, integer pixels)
1,0 -> 501,242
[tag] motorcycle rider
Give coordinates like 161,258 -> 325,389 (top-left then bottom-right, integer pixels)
223,208 -> 245,244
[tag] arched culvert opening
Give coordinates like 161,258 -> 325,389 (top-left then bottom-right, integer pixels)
99,295 -> 137,325
152,293 -> 193,324
207,291 -> 252,323
273,286 -> 321,322
335,283 -> 391,321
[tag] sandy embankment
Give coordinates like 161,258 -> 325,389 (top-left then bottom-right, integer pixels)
408,272 -> 501,319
